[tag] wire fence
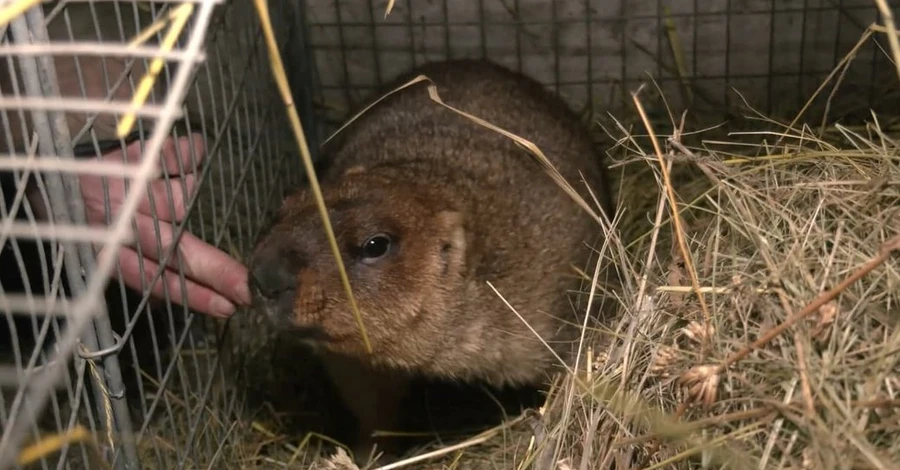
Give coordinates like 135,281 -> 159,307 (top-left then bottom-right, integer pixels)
1,0 -> 898,469
0,1 -> 309,468
303,0 -> 900,139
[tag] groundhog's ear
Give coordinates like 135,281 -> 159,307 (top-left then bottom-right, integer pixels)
433,211 -> 467,273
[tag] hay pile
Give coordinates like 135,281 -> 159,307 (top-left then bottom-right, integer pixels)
509,106 -> 900,470
176,24 -> 900,470
215,102 -> 899,470
26,87 -> 899,469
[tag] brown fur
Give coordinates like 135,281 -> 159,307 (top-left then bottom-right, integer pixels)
248,59 -> 613,460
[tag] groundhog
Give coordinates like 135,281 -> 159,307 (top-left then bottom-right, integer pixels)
247,59 -> 614,461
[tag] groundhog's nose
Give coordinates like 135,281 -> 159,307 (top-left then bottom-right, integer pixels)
248,244 -> 300,300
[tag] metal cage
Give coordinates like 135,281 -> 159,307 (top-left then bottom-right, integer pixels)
0,1 -> 311,469
303,0 -> 899,136
1,0 -> 898,469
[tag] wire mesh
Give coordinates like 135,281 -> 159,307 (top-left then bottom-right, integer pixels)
0,0 -> 309,469
302,0 -> 900,139
1,0 -> 897,468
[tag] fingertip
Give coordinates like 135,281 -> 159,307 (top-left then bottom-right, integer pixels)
115,245 -> 237,320
210,295 -> 236,319
219,265 -> 251,306
234,278 -> 252,306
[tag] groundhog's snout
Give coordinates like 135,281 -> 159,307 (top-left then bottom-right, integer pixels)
248,238 -> 301,321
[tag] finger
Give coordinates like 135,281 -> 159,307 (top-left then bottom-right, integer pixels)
81,174 -> 196,224
137,174 -> 196,222
114,246 -> 236,318
160,133 -> 206,176
131,214 -> 251,306
98,133 -> 207,176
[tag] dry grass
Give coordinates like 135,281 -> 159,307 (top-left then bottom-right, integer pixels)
525,103 -> 899,470
17,8 -> 900,470
206,22 -> 900,470
211,96 -> 900,469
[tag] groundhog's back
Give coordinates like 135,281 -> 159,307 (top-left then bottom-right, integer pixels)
322,60 -> 609,210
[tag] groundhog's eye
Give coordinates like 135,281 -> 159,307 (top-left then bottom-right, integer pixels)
361,233 -> 392,260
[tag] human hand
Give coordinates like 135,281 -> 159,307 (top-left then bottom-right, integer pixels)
80,134 -> 250,318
